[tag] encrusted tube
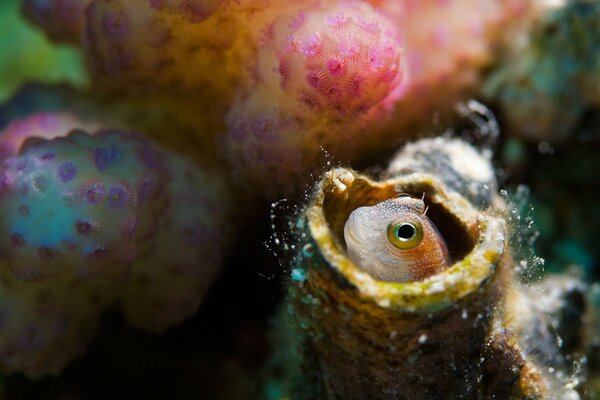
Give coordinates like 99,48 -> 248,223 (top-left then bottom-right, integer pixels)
277,138 -> 585,399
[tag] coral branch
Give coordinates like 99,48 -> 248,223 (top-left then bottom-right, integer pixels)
0,112 -> 233,377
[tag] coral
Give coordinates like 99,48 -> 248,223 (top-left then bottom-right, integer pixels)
0,83 -> 222,165
218,0 -> 533,197
21,0 -> 535,198
0,273 -> 109,378
6,0 -> 600,397
0,112 -> 233,376
222,0 -> 404,198
0,111 -> 100,160
24,0 -> 405,197
370,0 -> 532,120
146,0 -> 229,22
82,0 -> 259,101
267,3 -> 402,117
376,0 -> 493,91
122,150 -> 231,332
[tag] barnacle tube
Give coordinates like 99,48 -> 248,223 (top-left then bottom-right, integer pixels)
285,167 -> 550,399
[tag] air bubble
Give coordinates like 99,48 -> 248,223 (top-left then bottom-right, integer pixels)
291,268 -> 306,282
302,243 -> 314,257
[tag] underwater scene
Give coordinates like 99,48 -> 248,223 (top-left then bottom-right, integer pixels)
1,0 -> 600,399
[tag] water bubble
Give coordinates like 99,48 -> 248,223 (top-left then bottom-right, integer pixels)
537,141 -> 555,154
302,243 -> 314,257
406,352 -> 419,364
291,268 -> 306,282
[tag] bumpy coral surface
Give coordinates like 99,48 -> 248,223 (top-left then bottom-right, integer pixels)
222,0 -> 404,198
82,0 -> 259,100
220,0 -> 534,197
23,0 -> 403,197
269,3 -> 402,117
370,0 -> 532,119
0,112 -> 232,377
23,0 -> 534,198
374,1 -> 509,89
0,111 -> 99,160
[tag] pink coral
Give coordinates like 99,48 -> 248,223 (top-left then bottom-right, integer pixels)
0,112 -> 99,161
222,0 -> 404,198
20,0 -> 535,198
369,0 -> 532,108
82,0 -> 256,101
271,4 -> 403,117
24,0 -> 405,197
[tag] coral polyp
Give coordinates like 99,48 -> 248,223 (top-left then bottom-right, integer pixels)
0,112 -> 233,376
24,0 -> 407,197
82,0 -> 255,100
270,3 -> 403,117
148,0 -> 227,22
0,272 -> 108,378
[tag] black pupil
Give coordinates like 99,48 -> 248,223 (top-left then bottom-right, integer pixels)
396,223 -> 416,240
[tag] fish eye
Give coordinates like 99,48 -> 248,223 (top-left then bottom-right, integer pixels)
387,221 -> 423,250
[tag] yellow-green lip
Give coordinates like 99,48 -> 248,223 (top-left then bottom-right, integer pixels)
307,168 -> 506,313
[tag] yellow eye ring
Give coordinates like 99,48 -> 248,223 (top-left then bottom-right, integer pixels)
387,221 -> 424,250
